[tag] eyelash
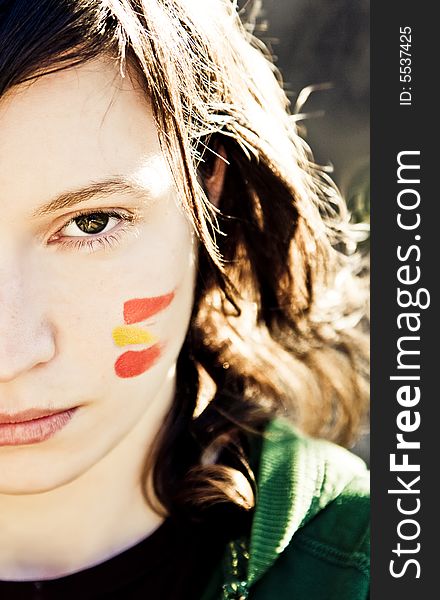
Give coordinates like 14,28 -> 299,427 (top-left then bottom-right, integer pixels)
49,209 -> 138,253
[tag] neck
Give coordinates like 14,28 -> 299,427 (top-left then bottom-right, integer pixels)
0,373 -> 175,581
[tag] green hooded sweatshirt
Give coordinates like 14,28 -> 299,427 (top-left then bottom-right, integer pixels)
200,418 -> 370,600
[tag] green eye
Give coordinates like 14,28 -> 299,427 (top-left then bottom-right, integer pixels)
74,213 -> 110,234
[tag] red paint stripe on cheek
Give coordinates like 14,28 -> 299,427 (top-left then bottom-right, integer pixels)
114,344 -> 162,378
124,292 -> 175,325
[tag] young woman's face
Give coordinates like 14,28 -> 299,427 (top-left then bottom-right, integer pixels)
0,58 -> 197,493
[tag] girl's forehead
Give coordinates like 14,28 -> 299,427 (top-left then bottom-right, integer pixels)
0,57 -> 155,150
0,58 -> 167,217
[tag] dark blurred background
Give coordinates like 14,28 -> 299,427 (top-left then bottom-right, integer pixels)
241,0 -> 370,463
241,0 -> 370,227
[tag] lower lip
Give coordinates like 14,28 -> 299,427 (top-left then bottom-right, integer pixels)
0,409 -> 78,447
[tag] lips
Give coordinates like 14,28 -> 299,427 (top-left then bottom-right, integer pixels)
0,407 -> 71,424
0,407 -> 78,446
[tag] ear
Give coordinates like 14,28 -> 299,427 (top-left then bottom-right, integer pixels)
203,145 -> 228,208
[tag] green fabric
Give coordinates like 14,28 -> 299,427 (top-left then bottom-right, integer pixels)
200,418 -> 370,600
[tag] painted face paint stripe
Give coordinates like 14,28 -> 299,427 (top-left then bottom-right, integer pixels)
114,344 -> 162,378
112,326 -> 156,348
123,291 -> 175,325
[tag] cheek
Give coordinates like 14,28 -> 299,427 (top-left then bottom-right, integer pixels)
115,345 -> 163,379
46,201 -> 195,383
123,293 -> 175,324
111,245 -> 196,380
110,236 -> 196,379
112,291 -> 176,379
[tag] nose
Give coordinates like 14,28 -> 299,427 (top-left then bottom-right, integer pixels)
0,267 -> 56,383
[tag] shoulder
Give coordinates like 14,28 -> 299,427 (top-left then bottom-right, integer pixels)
294,466 -> 370,566
247,418 -> 370,600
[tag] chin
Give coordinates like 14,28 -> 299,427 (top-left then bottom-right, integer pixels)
0,452 -> 90,495
0,470 -> 87,496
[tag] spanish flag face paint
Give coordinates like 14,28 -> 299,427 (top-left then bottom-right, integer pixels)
123,292 -> 175,325
112,326 -> 156,347
113,290 -> 175,378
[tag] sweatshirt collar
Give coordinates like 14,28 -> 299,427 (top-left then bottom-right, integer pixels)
246,418 -> 367,587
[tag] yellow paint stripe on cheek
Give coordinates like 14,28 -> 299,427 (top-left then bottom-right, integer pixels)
112,326 -> 156,347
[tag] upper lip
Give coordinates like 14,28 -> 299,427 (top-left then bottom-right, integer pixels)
0,408 -> 73,425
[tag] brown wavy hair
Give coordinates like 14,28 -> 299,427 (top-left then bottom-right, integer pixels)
0,0 -> 369,519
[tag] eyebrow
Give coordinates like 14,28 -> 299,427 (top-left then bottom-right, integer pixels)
32,177 -> 150,217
